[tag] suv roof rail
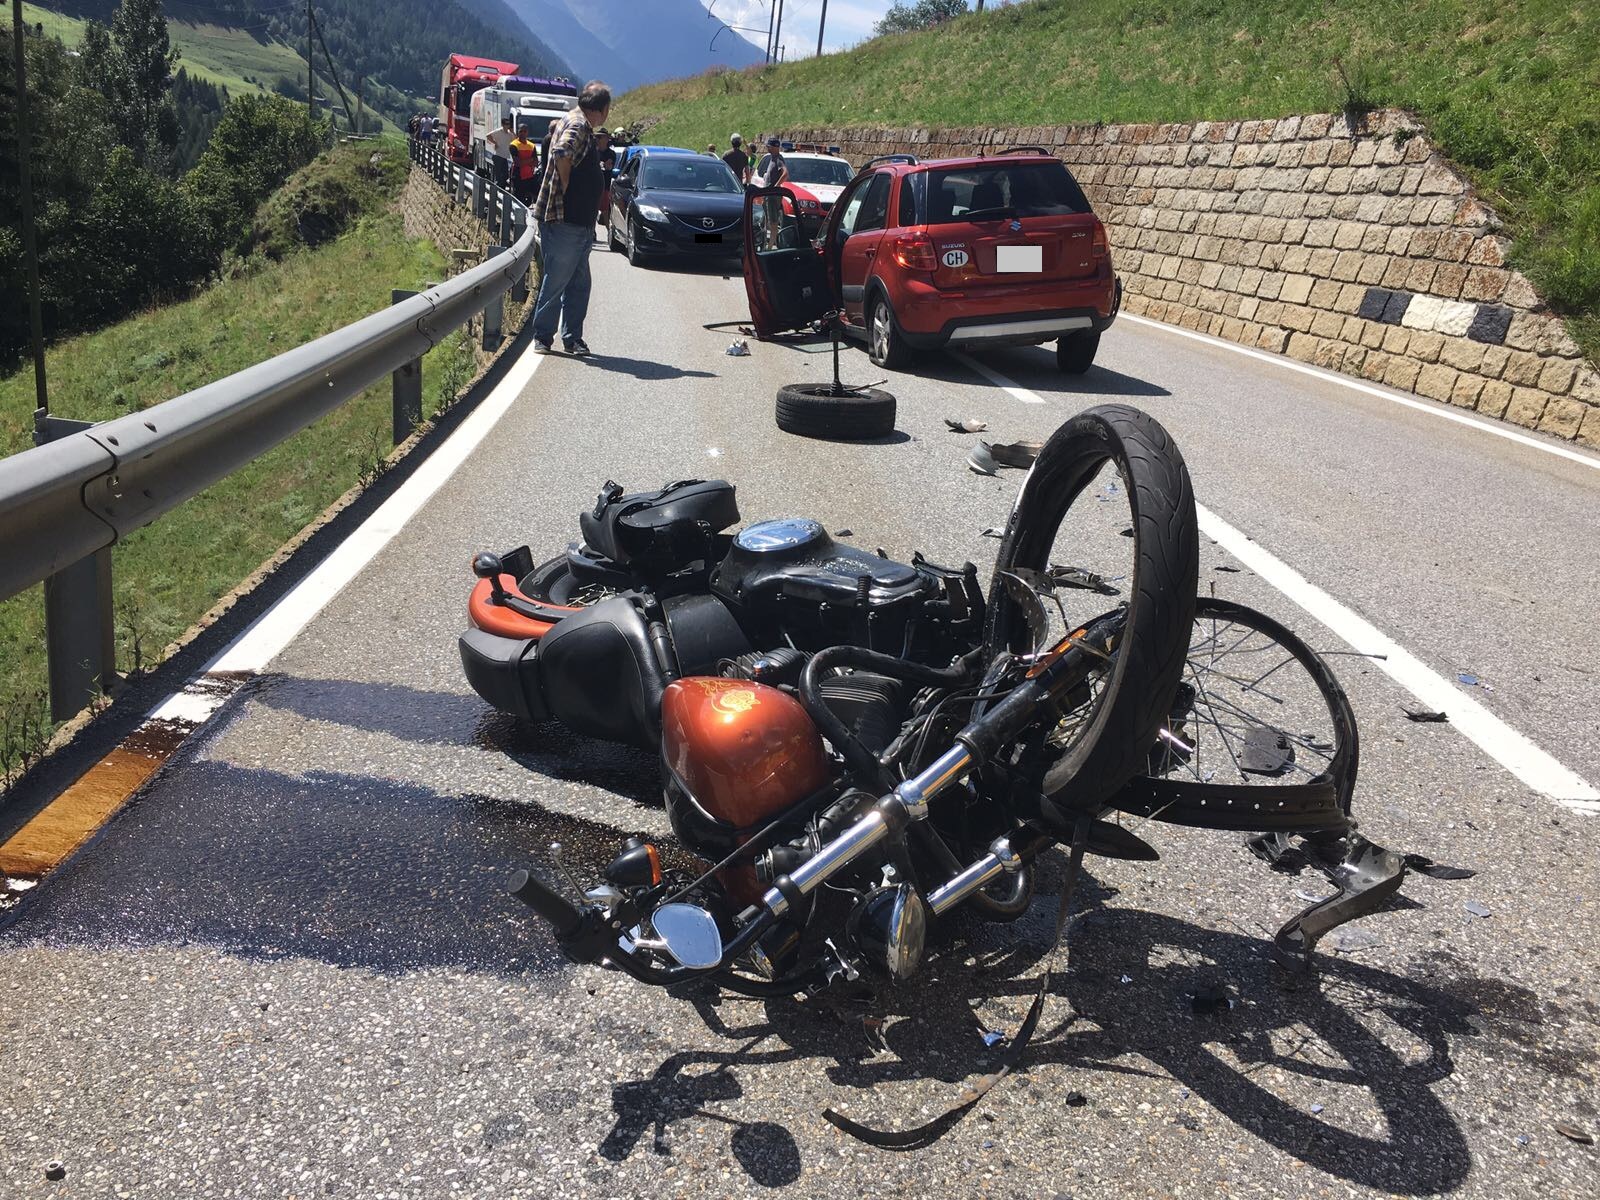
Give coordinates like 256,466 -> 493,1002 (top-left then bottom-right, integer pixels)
860,153 -> 918,170
994,145 -> 1054,157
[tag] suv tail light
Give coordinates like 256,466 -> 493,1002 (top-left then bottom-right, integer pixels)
1091,223 -> 1109,259
890,232 -> 937,271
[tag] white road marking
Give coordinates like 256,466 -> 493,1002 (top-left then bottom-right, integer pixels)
952,352 -> 1044,403
1120,312 -> 1600,472
146,344 -> 546,725
965,356 -> 1600,811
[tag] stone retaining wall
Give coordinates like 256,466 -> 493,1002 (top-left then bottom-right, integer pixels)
785,112 -> 1597,446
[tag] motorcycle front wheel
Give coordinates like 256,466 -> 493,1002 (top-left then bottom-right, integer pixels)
988,404 -> 1200,813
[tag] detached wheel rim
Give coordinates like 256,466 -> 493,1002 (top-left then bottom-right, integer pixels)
871,303 -> 890,363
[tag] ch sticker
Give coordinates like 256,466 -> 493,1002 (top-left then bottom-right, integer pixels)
941,247 -> 970,269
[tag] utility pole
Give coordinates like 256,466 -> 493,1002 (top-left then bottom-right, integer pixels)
305,0 -> 313,120
764,1 -> 774,63
816,0 -> 827,57
356,73 -> 364,132
11,0 -> 48,416
773,0 -> 784,64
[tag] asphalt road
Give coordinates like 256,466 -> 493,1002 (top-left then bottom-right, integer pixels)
2,239 -> 1598,1199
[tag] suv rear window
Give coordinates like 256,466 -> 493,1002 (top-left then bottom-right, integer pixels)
922,162 -> 1091,225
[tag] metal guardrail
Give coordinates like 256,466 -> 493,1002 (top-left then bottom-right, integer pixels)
0,138 -> 538,719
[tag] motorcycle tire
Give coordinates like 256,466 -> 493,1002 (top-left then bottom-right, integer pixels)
989,404 -> 1199,814
775,383 -> 896,441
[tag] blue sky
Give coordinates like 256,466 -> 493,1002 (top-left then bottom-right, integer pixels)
708,1 -> 916,58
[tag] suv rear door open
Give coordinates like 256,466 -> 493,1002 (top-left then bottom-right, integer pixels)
741,184 -> 833,338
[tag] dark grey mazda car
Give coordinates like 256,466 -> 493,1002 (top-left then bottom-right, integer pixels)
607,148 -> 744,265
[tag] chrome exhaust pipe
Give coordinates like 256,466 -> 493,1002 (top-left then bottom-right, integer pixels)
925,835 -> 1023,916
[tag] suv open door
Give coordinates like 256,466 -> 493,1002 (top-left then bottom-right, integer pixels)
741,185 -> 834,339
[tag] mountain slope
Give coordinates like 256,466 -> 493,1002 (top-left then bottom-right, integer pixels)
493,0 -> 761,93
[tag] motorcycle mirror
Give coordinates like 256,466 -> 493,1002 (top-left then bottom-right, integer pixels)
649,903 -> 724,970
472,551 -> 504,580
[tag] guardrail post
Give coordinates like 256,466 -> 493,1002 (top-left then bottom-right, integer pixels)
511,206 -> 531,303
35,412 -> 115,722
472,172 -> 487,219
391,289 -> 423,443
481,246 -> 506,350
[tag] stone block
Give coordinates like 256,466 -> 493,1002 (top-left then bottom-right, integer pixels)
1579,405 -> 1600,450
1418,160 -> 1460,194
1430,263 -> 1468,299
1383,357 -> 1424,390
1572,368 -> 1600,405
1501,351 -> 1545,386
1304,220 -> 1337,247
1361,352 -> 1392,381
1359,225 -> 1390,253
1280,274 -> 1314,304
1256,273 -> 1284,301
1538,358 -> 1578,394
1326,167 -> 1354,194
1503,312 -> 1543,351
1332,223 -> 1364,250
1415,363 -> 1459,401
1440,339 -> 1487,373
1350,140 -> 1378,167
1307,247 -> 1339,275
1409,331 -> 1444,363
1357,288 -> 1393,321
1360,320 -> 1387,349
1382,326 -> 1412,354
1402,295 -> 1444,330
1198,262 -> 1224,288
1238,268 -> 1265,295
1238,297 -> 1261,320
1331,251 -> 1363,281
1434,230 -> 1475,262
1257,326 -> 1291,352
1380,257 -> 1412,288
1505,387 -> 1549,428
1356,194 -> 1390,224
1450,374 -> 1485,408
1337,283 -> 1368,311
1501,272 -> 1540,309
1405,261 -> 1438,292
1467,305 -> 1513,345
1480,345 -> 1511,377
1301,113 -> 1332,138
1311,311 -> 1346,339
1302,140 -> 1331,166
1356,256 -> 1389,285
1537,397 -> 1586,439
1380,291 -> 1412,324
1433,300 -> 1477,337
1286,332 -> 1321,362
1309,278 -> 1344,308
1475,380 -> 1513,417
1402,136 -> 1432,164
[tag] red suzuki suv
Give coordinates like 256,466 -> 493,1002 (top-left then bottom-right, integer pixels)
742,149 -> 1120,372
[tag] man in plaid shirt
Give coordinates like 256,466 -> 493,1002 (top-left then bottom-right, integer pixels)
531,81 -> 612,355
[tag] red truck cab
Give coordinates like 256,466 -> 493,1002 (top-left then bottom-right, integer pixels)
440,54 -> 520,166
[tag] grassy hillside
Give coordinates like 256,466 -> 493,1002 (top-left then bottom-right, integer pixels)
20,3 -> 392,130
0,177 -> 477,783
618,0 -> 1599,359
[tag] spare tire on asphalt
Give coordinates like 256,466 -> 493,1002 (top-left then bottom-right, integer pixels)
775,383 -> 896,440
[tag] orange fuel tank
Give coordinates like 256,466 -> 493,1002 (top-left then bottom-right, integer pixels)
660,677 -> 833,835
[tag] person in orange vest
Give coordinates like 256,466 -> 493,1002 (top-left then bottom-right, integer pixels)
509,123 -> 540,204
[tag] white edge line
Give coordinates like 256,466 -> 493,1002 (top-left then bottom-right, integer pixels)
1119,312 -> 1600,472
952,352 -> 1044,403
963,356 -> 1600,811
144,345 -> 546,725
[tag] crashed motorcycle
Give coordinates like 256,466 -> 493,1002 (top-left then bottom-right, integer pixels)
459,405 -> 1418,998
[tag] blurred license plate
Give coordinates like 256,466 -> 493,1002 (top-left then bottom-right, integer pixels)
695,233 -> 723,244
996,245 -> 1042,273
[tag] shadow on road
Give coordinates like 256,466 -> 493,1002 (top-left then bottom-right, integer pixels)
576,353 -> 718,381
925,345 -> 1173,399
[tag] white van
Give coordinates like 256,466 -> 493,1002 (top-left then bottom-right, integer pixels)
469,78 -> 578,173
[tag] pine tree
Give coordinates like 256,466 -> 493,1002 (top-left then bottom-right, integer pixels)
110,0 -> 180,171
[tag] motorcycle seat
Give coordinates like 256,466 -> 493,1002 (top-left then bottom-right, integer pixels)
578,479 -> 739,570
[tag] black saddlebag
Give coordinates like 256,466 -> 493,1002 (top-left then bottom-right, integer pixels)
578,479 -> 739,572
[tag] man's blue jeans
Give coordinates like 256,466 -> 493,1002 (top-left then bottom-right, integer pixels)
532,220 -> 593,346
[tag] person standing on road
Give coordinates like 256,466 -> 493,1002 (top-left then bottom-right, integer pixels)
509,123 -> 540,204
754,135 -> 788,248
486,113 -> 514,190
530,81 -> 612,356
722,133 -> 750,186
596,127 -> 616,234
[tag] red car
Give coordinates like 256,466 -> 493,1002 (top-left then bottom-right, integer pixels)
742,149 -> 1120,373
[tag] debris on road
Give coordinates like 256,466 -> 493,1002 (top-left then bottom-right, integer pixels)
980,527 -> 1003,538
726,338 -> 750,356
1554,1122 -> 1595,1145
988,440 -> 1044,468
1328,928 -> 1380,953
944,416 -> 988,433
1464,900 -> 1492,918
1213,564 -> 1242,573
44,1162 -> 66,1182
1311,1103 -> 1325,1115
1457,671 -> 1495,691
1403,707 -> 1449,722
967,443 -> 1000,475
1049,564 -> 1121,594
834,528 -> 853,537
980,1029 -> 1007,1048
1065,1090 -> 1089,1107
1403,854 -> 1477,880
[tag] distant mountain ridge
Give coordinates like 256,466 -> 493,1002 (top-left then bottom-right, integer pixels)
478,0 -> 763,94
